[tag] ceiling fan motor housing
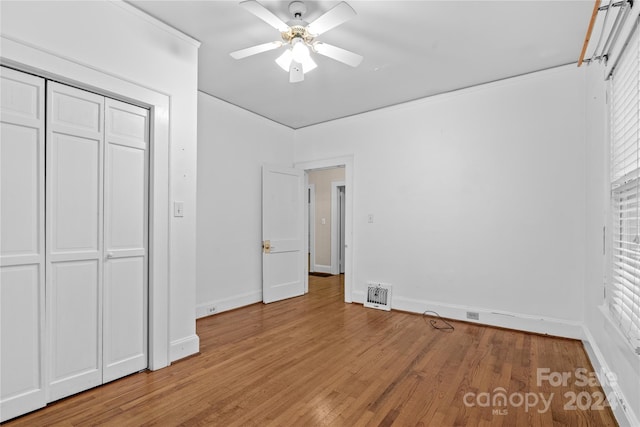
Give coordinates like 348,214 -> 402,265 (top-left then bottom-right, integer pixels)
282,25 -> 314,44
289,1 -> 307,18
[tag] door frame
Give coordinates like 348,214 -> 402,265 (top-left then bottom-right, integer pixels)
295,157 -> 353,303
1,37 -> 171,370
331,181 -> 345,275
307,183 -> 316,273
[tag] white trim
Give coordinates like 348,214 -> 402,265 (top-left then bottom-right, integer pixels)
352,291 -> 586,339
109,0 -> 201,48
196,291 -> 262,319
1,35 -> 172,370
169,335 -> 200,361
330,181 -> 345,275
313,264 -> 332,274
583,327 -> 640,427
295,156 -> 354,303
302,175 -> 309,293
307,183 -> 316,274
599,304 -> 640,355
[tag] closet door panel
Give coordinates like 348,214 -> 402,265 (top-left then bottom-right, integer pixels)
49,133 -> 100,254
46,82 -> 104,402
0,266 -> 44,420
107,144 -> 145,249
103,257 -> 145,381
48,260 -> 100,397
50,87 -> 102,137
0,267 -> 41,391
1,124 -> 40,257
0,67 -> 46,422
103,99 -> 148,383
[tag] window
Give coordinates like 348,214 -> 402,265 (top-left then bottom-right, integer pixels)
609,23 -> 640,355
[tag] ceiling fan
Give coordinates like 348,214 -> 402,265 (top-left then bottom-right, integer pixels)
230,0 -> 363,83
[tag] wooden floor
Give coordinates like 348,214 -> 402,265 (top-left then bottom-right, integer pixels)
5,275 -> 617,426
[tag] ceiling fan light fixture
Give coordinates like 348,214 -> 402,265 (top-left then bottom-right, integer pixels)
301,55 -> 317,73
275,49 -> 292,71
232,0 -> 361,82
275,45 -> 317,74
291,37 -> 310,62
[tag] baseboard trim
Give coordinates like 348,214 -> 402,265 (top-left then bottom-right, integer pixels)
0,390 -> 45,423
196,290 -> 262,319
313,264 -> 332,274
582,327 -> 640,427
169,334 -> 200,362
352,291 -> 584,339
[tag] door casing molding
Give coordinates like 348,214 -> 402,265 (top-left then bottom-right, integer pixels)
331,181 -> 345,275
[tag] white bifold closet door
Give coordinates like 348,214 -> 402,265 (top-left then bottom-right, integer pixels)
46,82 -> 149,402
102,97 -> 149,384
46,82 -> 106,401
0,67 -> 47,421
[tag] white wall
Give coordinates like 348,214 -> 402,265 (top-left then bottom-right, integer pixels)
294,65 -> 587,336
196,92 -> 294,317
0,0 -> 200,362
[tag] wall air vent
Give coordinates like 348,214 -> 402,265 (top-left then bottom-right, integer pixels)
364,283 -> 392,311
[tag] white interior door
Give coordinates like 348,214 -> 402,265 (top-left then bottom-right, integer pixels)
262,165 -> 305,303
339,186 -> 346,274
46,82 -> 105,402
102,98 -> 148,383
0,67 -> 47,422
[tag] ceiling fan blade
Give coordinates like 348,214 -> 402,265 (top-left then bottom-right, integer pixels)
313,42 -> 363,67
290,61 -> 304,83
306,2 -> 356,36
230,41 -> 283,60
240,0 -> 289,32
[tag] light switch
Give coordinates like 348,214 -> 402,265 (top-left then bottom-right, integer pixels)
368,214 -> 374,223
321,218 -> 326,225
174,201 -> 184,217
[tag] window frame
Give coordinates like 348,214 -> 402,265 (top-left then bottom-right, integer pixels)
607,21 -> 640,356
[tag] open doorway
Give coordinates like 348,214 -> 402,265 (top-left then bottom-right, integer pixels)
296,157 -> 353,303
307,167 -> 344,275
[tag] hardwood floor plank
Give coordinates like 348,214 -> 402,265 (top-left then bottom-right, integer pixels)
3,275 -> 617,426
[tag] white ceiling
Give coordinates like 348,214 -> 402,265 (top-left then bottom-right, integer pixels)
128,0 -> 593,129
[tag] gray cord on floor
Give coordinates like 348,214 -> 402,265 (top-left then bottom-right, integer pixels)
423,310 -> 455,332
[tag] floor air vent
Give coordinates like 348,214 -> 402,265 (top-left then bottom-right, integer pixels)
364,283 -> 392,311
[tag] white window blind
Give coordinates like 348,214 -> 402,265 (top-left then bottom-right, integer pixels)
610,23 -> 640,355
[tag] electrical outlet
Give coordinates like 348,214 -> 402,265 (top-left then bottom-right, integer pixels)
208,306 -> 216,314
466,311 -> 479,320
614,391 -> 627,412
